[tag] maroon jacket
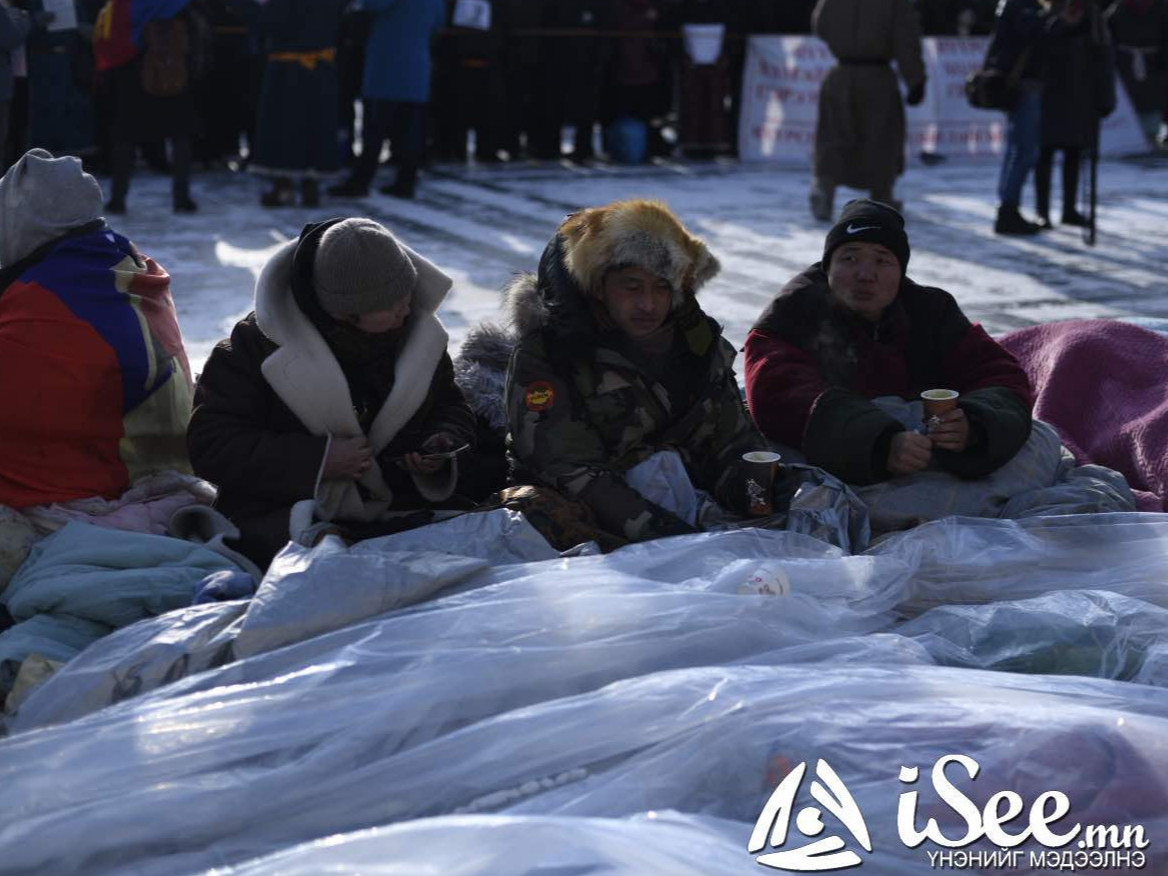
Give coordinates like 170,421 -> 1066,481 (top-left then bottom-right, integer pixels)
744,265 -> 1034,484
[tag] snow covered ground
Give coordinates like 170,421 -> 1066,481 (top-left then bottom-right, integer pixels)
102,155 -> 1168,374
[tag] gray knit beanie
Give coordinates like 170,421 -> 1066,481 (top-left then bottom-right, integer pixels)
0,148 -> 105,267
313,218 -> 418,320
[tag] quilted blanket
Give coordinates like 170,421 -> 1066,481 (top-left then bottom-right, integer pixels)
1000,319 -> 1168,511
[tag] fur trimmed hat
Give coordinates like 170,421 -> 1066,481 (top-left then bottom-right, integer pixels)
557,199 -> 720,299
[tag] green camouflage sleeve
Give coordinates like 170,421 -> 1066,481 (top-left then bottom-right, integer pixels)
506,339 -> 697,542
693,341 -> 770,516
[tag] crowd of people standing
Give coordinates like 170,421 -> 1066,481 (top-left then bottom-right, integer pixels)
0,0 -> 1161,212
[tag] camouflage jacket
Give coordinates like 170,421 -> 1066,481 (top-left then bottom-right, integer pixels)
504,237 -> 765,543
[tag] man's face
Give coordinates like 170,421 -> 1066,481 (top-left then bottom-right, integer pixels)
349,297 -> 411,333
826,242 -> 901,322
599,266 -> 673,339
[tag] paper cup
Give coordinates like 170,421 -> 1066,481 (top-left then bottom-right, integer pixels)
921,389 -> 959,420
742,450 -> 782,516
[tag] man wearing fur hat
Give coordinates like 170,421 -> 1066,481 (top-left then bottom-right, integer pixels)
188,217 -> 476,568
0,148 -> 193,509
503,199 -> 766,549
744,199 -> 1034,485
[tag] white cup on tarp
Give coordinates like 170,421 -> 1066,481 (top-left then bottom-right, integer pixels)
683,23 -> 725,66
742,450 -> 782,516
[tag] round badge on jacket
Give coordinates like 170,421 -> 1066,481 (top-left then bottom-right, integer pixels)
525,381 -> 556,412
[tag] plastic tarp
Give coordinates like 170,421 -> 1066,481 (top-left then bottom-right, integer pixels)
3,663 -> 1168,874
203,813 -> 755,876
5,514 -> 1168,872
7,527 -> 906,734
900,589 -> 1168,681
869,512 -> 1168,615
857,399 -> 1135,533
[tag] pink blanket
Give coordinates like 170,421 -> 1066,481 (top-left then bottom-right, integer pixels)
999,319 -> 1168,512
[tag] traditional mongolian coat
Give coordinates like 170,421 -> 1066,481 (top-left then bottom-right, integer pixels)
811,0 -> 926,191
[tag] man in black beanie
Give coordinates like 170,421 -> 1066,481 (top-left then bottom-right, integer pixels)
742,199 -> 1035,486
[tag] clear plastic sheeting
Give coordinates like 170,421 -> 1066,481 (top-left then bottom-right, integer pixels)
2,664 -> 1167,875
234,537 -> 489,659
0,576 -> 910,874
870,512 -> 1168,615
899,590 -> 1168,681
6,600 -> 247,732
203,813 -> 754,876
353,507 -> 561,565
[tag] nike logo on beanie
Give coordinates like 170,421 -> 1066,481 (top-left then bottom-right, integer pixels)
846,224 -> 879,234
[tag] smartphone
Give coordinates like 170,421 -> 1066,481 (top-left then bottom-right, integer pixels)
420,443 -> 471,462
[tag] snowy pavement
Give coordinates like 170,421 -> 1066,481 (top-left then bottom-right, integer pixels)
102,156 -> 1168,374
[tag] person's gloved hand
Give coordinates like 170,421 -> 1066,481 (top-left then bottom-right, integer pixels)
905,80 -> 926,106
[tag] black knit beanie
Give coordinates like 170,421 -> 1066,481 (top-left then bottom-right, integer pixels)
822,199 -> 910,275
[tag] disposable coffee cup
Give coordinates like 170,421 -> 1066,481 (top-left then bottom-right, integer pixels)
742,450 -> 782,517
921,389 -> 959,421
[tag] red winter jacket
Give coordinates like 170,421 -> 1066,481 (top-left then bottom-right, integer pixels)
744,265 -> 1034,485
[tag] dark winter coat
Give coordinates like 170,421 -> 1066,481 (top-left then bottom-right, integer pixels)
1041,6 -> 1116,149
744,265 -> 1034,486
986,0 -> 1073,84
0,8 -> 30,103
504,235 -> 766,544
105,6 -> 214,143
188,223 -> 475,567
236,0 -> 346,176
1105,0 -> 1167,115
811,0 -> 926,190
361,0 -> 446,103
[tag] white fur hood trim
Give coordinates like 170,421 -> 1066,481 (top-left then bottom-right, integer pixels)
253,238 -> 455,524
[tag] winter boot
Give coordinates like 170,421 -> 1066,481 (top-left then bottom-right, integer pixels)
1061,209 -> 1089,227
808,179 -> 834,222
261,178 -> 296,208
380,165 -> 417,200
994,205 -> 1043,236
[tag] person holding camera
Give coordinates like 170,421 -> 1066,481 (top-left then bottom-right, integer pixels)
187,217 -> 476,568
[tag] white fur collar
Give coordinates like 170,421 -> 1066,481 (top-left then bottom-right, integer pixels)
253,238 -> 455,523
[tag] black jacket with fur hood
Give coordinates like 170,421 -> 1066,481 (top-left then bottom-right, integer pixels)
504,200 -> 766,544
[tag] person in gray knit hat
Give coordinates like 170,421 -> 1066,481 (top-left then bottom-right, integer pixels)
0,148 -> 194,511
188,216 -> 477,569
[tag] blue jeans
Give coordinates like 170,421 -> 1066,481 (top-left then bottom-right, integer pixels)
997,85 -> 1042,209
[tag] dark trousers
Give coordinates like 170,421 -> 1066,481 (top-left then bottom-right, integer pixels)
110,136 -> 193,206
351,99 -> 426,188
1035,146 -> 1082,220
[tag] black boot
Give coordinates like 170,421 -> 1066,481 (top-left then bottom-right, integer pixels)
327,176 -> 369,197
260,177 -> 295,208
1034,148 -> 1053,229
995,205 -> 1043,236
380,165 -> 417,199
